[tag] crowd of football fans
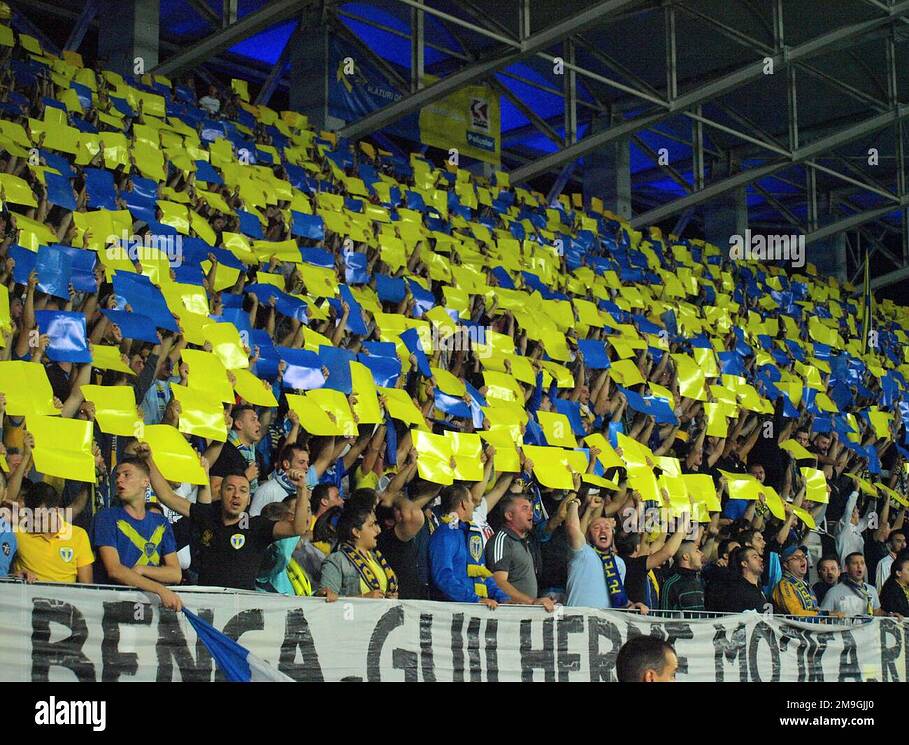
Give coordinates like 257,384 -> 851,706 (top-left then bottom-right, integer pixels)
0,7 -> 908,621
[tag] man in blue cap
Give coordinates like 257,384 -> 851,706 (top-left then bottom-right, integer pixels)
771,543 -> 839,617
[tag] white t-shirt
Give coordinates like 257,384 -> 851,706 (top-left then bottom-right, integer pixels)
250,478 -> 292,517
473,497 -> 494,544
820,581 -> 880,617
249,466 -> 318,516
161,483 -> 197,570
876,554 -> 895,594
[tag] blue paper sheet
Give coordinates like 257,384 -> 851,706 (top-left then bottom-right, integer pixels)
275,347 -> 326,390
406,279 -> 435,317
44,171 -> 77,211
577,340 -> 610,369
113,273 -> 178,332
244,283 -> 308,323
84,167 -> 118,210
400,327 -> 431,377
36,310 -> 91,363
237,211 -> 264,239
374,274 -> 406,303
291,212 -> 325,240
338,284 -> 369,336
318,345 -> 354,394
35,245 -> 72,300
355,353 -> 401,387
344,252 -> 369,285
101,309 -> 161,343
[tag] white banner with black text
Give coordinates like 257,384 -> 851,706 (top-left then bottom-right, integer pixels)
0,583 -> 906,682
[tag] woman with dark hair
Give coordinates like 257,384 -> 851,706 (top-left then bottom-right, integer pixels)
317,502 -> 398,602
879,554 -> 909,617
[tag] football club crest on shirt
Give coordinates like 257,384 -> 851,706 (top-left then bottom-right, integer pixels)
144,542 -> 156,559
59,547 -> 74,563
469,533 -> 483,562
230,533 -> 246,550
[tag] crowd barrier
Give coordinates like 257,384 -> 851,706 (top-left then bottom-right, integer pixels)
0,580 -> 904,682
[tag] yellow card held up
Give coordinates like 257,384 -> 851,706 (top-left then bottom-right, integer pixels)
28,415 -> 94,482
286,393 -> 343,436
307,389 -> 358,438
445,431 -> 484,481
80,384 -> 141,436
181,348 -> 235,403
0,361 -> 58,416
537,410 -> 577,448
412,429 -> 454,485
139,424 -> 208,485
232,368 -> 278,408
171,383 -> 227,442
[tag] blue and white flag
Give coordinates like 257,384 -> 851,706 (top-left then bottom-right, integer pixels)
183,609 -> 292,682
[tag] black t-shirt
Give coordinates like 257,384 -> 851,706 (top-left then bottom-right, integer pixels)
189,502 -> 276,590
719,575 -> 766,613
813,580 -> 835,605
864,538 -> 889,580
621,554 -> 650,605
377,522 -> 430,600
210,441 -> 250,477
539,526 -> 570,591
880,577 -> 909,615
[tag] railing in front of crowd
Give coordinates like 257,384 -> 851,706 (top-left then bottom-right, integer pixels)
609,606 -> 876,626
0,578 -> 890,625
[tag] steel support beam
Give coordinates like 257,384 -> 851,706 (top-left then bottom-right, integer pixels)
665,3 -> 677,102
151,0 -> 308,76
563,39 -> 577,146
693,104 -> 705,191
410,0 -> 424,92
631,134 -> 689,192
672,207 -> 695,237
338,0 -> 642,141
519,0 -> 531,41
64,0 -> 99,51
511,5 -> 909,184
223,0 -> 237,27
805,198 -> 909,245
547,162 -> 578,204
254,19 -> 303,105
807,166 -> 818,231
751,181 -> 805,229
185,0 -> 219,26
631,105 -> 909,227
886,31 -> 909,265
869,262 -> 909,289
489,79 -> 562,145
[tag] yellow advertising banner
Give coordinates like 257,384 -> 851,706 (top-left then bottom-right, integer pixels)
419,80 -> 500,166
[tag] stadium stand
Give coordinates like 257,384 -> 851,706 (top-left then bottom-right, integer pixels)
1,2 -> 908,630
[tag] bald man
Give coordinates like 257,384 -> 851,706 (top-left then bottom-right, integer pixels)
660,542 -> 705,611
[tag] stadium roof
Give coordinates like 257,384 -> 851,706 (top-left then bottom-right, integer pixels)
17,0 -> 909,295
